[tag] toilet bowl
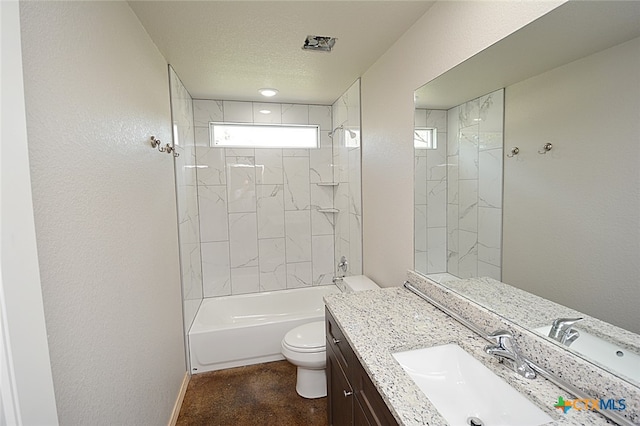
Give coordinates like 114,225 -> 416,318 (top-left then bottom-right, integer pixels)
281,275 -> 379,398
281,321 -> 327,398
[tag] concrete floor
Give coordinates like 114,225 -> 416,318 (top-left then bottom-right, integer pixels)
176,361 -> 328,426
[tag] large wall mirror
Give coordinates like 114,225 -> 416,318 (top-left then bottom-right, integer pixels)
413,1 -> 640,387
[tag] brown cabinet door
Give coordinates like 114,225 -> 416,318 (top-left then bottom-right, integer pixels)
353,352 -> 399,426
354,397 -> 372,426
327,341 -> 354,426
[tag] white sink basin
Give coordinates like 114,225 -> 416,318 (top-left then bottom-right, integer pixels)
535,325 -> 640,383
392,344 -> 552,426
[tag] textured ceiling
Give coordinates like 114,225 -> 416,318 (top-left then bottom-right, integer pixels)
129,1 -> 435,105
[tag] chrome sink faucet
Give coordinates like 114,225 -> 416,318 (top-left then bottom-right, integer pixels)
485,330 -> 536,379
548,317 -> 583,347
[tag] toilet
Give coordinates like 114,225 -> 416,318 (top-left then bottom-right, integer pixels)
281,275 -> 380,398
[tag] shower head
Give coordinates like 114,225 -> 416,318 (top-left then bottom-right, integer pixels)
328,125 -> 357,139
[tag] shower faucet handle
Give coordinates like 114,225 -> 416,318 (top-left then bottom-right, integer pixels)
337,256 -> 348,274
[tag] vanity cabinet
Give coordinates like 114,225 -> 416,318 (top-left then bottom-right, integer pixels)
326,308 -> 398,426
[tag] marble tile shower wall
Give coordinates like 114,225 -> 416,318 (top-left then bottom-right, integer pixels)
192,100 -> 335,296
168,66 -> 203,332
414,109 -> 448,274
332,80 -> 362,276
447,89 -> 503,279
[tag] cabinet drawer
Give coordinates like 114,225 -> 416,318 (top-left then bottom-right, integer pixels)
326,308 -> 354,376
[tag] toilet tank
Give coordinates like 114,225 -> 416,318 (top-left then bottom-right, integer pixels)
341,275 -> 380,292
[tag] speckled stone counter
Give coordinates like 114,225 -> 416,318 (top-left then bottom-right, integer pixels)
324,286 -> 622,425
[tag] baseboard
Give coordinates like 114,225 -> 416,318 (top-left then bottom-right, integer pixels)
168,372 -> 190,426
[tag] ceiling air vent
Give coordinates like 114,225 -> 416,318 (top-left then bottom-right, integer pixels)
302,35 -> 337,52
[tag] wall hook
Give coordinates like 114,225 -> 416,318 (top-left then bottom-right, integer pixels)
538,143 -> 553,154
150,136 -> 166,152
150,136 -> 161,148
506,147 -> 520,158
165,144 -> 180,157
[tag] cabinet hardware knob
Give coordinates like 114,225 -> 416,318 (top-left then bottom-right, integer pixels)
343,390 -> 353,397
332,337 -> 340,344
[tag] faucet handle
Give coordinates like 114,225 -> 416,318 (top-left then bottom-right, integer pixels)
487,330 -> 513,346
552,317 -> 583,329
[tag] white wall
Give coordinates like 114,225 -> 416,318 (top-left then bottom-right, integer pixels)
19,2 -> 186,424
1,2 -> 58,424
361,1 -> 564,287
503,37 -> 640,333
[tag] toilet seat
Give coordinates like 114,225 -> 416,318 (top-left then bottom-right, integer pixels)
282,321 -> 325,353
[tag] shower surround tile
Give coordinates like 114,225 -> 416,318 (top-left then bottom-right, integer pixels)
194,126 -> 209,147
193,99 -> 223,127
258,238 -> 286,292
426,180 -> 446,228
194,95 -> 358,296
196,147 -> 226,185
223,101 -> 253,123
478,207 -> 502,267
198,185 -> 228,242
285,210 -> 312,263
478,148 -> 503,208
256,185 -> 285,239
226,157 -> 256,213
310,185 -> 333,213
202,242 -> 231,297
311,208 -> 334,236
312,235 -> 334,286
231,266 -> 260,295
286,262 -> 313,288
252,103 -> 282,124
281,104 -> 309,125
309,147 -> 333,184
255,149 -> 283,185
309,105 -> 331,131
427,227 -> 447,273
229,212 -> 258,269
283,157 -> 310,211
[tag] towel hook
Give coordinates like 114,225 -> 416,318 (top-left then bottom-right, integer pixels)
150,136 -> 166,152
165,144 -> 180,157
150,136 -> 179,157
506,147 -> 520,158
538,143 -> 553,154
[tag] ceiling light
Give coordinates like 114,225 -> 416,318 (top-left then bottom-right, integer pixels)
302,35 -> 337,52
259,109 -> 272,115
258,88 -> 278,97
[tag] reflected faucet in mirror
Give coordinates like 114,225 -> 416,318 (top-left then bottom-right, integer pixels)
548,317 -> 583,347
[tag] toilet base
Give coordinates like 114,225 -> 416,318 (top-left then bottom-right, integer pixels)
295,367 -> 327,399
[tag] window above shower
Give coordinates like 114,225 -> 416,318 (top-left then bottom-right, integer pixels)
210,122 -> 319,149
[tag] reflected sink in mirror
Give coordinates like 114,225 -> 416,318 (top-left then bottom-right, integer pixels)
393,344 -> 553,426
535,325 -> 640,383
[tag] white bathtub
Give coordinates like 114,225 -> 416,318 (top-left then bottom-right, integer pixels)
189,285 -> 339,373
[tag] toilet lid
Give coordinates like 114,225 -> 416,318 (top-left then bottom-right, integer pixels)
283,321 -> 325,352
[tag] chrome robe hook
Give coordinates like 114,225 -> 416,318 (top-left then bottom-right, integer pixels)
507,147 -> 520,158
538,143 -> 553,154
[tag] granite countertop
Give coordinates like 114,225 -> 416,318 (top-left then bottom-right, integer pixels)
324,287 -> 612,426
